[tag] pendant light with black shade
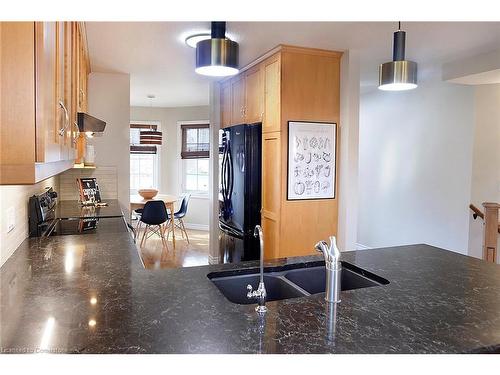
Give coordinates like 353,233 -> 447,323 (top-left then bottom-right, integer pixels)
139,95 -> 162,145
379,22 -> 418,91
195,22 -> 239,77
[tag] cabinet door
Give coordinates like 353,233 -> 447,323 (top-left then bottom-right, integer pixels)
263,55 -> 281,133
56,22 -> 75,161
0,22 -> 36,168
70,22 -> 79,150
261,131 -> 281,259
245,65 -> 264,124
220,80 -> 232,128
35,22 -> 60,163
231,75 -> 246,125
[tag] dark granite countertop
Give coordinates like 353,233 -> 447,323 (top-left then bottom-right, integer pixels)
1,222 -> 499,354
56,199 -> 123,219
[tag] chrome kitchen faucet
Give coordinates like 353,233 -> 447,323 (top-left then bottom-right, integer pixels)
315,235 -> 342,303
247,225 -> 267,314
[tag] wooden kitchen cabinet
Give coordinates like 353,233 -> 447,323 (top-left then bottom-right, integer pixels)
261,131 -> 282,259
56,21 -> 74,161
230,75 -> 246,125
35,22 -> 60,163
219,45 -> 342,259
262,54 -> 281,133
244,65 -> 264,124
0,21 -> 90,184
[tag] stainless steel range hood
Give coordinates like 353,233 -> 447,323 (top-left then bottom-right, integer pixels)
77,112 -> 106,133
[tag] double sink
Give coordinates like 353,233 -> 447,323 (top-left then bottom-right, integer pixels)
208,261 -> 389,305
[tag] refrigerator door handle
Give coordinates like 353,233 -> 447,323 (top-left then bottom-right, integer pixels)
227,140 -> 234,199
221,146 -> 227,198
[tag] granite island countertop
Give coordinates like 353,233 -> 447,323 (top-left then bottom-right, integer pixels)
1,221 -> 499,354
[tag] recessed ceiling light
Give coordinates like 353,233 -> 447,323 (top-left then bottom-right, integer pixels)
185,33 -> 211,48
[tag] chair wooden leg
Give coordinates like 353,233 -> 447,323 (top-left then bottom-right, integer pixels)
140,225 -> 149,247
180,219 -> 189,244
159,225 -> 168,249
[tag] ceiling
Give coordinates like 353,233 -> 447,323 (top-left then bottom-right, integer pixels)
86,22 -> 500,107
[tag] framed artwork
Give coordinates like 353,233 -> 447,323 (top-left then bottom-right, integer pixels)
287,121 -> 336,200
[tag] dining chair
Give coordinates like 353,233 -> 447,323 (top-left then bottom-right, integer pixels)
165,193 -> 191,243
139,200 -> 168,248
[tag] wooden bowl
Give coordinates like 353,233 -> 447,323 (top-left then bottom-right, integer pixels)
138,189 -> 158,200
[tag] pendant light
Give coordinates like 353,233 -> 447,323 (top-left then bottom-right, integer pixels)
140,95 -> 162,145
195,22 -> 239,77
378,22 -> 418,91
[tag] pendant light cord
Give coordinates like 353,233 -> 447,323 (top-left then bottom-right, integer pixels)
398,21 -> 401,31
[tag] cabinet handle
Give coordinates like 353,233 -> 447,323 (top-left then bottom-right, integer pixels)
58,100 -> 70,136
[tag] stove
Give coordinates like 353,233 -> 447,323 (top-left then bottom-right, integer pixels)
28,187 -> 126,237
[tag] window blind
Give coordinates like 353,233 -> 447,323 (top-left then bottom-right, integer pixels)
181,124 -> 210,159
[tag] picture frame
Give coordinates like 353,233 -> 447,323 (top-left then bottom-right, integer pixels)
287,121 -> 336,200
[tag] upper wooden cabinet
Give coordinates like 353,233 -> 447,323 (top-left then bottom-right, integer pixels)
35,22 -> 59,164
220,64 -> 267,127
0,22 -> 90,184
244,65 -> 264,124
230,75 -> 246,125
262,54 -> 281,133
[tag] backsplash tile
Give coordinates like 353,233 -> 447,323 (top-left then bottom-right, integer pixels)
0,176 -> 59,268
59,167 -> 118,201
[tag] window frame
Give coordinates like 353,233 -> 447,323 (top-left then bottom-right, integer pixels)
177,120 -> 210,198
180,123 -> 210,159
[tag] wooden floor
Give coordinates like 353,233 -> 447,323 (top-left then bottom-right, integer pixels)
135,226 -> 210,269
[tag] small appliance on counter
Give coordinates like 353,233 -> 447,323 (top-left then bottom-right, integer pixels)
219,123 -> 262,263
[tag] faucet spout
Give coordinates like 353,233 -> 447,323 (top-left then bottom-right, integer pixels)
315,235 -> 342,304
247,225 -> 267,314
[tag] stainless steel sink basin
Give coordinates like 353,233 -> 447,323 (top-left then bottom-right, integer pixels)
210,274 -> 306,304
208,261 -> 389,305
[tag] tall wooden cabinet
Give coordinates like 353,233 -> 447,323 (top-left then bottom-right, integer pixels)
220,45 -> 342,259
0,21 -> 90,184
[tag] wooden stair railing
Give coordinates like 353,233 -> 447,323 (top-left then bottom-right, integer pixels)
469,203 -> 500,263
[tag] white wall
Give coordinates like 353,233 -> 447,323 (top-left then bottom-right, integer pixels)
88,72 -> 130,215
338,50 -> 360,252
358,81 -> 475,253
468,84 -> 500,260
130,105 -> 210,228
0,176 -> 59,267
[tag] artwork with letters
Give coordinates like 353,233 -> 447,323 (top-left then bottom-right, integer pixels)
287,121 -> 336,200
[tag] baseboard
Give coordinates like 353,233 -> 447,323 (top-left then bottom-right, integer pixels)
184,223 -> 209,231
355,243 -> 372,250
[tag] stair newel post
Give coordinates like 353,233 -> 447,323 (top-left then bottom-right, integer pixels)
482,202 -> 500,263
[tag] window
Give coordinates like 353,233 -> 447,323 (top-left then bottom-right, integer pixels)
184,159 -> 209,193
130,123 -> 160,194
180,123 -> 210,195
181,124 -> 209,159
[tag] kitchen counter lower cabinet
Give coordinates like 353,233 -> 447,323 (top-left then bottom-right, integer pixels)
1,230 -> 499,353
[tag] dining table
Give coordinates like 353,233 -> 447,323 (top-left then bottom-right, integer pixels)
130,194 -> 179,248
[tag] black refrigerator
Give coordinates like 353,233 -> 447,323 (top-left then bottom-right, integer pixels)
219,123 -> 262,263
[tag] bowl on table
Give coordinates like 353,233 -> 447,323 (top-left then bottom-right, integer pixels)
138,189 -> 158,200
